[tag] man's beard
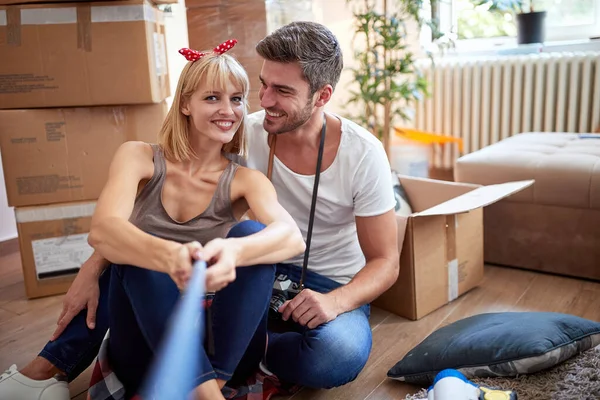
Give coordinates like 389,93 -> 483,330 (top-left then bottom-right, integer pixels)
265,98 -> 314,135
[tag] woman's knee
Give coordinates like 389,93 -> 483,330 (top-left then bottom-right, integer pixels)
227,220 -> 266,239
234,262 -> 276,286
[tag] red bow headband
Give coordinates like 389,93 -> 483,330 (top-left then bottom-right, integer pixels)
179,39 -> 238,62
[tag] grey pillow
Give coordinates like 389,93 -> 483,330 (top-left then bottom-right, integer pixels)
388,312 -> 600,386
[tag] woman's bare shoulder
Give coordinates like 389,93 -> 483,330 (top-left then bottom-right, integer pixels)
117,141 -> 154,157
234,165 -> 269,184
111,141 -> 155,178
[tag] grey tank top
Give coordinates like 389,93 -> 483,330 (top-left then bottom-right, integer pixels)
129,144 -> 239,245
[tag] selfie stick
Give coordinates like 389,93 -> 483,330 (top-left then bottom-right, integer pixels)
140,260 -> 208,400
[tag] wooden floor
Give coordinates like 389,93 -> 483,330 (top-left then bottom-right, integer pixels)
2,243 -> 600,400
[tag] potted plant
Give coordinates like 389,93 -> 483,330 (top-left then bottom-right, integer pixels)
344,0 -> 444,156
472,0 -> 547,44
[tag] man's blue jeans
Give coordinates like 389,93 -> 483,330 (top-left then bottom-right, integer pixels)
266,264 -> 372,389
38,223 -> 372,393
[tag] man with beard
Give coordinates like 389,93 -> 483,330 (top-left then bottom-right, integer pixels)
241,21 -> 400,390
0,21 -> 399,399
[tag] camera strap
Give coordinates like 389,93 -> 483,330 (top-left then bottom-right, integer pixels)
267,114 -> 327,290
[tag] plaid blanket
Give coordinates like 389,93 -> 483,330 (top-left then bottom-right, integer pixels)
86,331 -> 128,400
86,332 -> 301,400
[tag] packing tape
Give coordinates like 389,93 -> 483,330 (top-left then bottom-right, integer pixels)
7,6 -> 20,46
446,214 -> 459,302
153,22 -> 168,77
91,3 -> 158,23
448,258 -> 459,302
12,4 -> 156,25
150,5 -> 167,95
16,202 -> 96,223
1,2 -> 157,48
77,4 -> 91,52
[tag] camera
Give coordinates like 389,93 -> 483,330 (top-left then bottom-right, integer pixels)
269,274 -> 301,320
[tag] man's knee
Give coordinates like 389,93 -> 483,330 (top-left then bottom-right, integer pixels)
314,339 -> 370,388
227,220 -> 266,239
298,326 -> 371,389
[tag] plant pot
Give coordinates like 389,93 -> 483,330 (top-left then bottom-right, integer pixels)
516,11 -> 547,44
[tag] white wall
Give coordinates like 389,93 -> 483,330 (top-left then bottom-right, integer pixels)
0,151 -> 17,242
163,0 -> 190,109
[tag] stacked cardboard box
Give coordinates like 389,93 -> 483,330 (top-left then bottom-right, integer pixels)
0,0 -> 171,298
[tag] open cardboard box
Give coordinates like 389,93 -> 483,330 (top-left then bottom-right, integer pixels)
372,175 -> 533,320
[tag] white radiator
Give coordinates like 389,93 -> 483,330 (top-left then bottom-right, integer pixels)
414,51 -> 600,169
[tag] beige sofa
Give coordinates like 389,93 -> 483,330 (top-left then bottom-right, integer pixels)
454,132 -> 600,281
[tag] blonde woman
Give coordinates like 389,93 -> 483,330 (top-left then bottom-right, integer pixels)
0,40 -> 304,400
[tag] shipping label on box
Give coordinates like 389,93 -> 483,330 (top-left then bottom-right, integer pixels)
15,201 -> 96,299
32,233 -> 94,279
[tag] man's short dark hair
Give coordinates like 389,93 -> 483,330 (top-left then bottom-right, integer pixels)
256,21 -> 343,95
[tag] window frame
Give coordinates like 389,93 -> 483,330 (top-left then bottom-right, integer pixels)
435,0 -> 600,54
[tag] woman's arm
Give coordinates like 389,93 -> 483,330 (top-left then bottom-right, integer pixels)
222,167 -> 306,267
87,142 -> 182,273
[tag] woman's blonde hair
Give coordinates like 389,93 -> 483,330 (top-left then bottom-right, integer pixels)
158,51 -> 250,162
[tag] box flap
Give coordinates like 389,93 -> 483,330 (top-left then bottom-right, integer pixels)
414,180 -> 534,217
399,175 -> 480,213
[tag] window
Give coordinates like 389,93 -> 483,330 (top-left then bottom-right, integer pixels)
441,0 -> 600,49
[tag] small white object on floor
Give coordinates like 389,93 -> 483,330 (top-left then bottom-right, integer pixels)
0,364 -> 69,400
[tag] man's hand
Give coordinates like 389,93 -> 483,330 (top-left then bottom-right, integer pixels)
51,266 -> 101,340
279,289 -> 343,329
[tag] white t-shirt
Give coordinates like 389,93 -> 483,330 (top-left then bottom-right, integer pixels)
245,110 -> 396,284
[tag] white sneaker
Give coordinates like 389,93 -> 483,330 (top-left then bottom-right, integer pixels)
0,365 -> 69,400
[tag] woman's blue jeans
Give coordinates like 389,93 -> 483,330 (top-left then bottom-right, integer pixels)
41,221 -> 275,398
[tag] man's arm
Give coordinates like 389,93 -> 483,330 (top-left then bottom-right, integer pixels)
327,209 -> 399,313
279,209 -> 399,328
82,250 -> 110,277
51,251 -> 110,339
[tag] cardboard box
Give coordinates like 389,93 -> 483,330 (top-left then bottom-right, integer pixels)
186,0 -> 266,113
0,0 -> 170,108
15,201 -> 96,299
0,0 -> 112,4
0,0 -> 172,5
372,176 -> 533,320
0,102 -> 167,207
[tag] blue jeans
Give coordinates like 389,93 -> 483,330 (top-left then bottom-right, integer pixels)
38,223 -> 372,392
266,264 -> 372,389
40,221 -> 275,398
